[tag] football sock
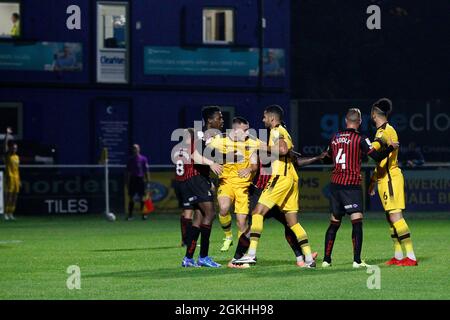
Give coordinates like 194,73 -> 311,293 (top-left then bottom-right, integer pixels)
389,225 -> 404,260
248,214 -> 264,257
393,218 -> 416,261
199,224 -> 212,258
234,229 -> 251,260
324,220 -> 341,263
185,226 -> 200,259
351,218 -> 363,264
290,223 -> 312,263
219,213 -> 233,239
285,226 -> 303,258
180,216 -> 192,245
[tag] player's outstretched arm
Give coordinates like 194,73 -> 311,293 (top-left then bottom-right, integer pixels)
290,150 -> 329,168
4,126 -> 12,154
367,138 -> 399,163
192,148 -> 223,176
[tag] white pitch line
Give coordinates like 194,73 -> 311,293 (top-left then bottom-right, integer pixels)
0,240 -> 23,244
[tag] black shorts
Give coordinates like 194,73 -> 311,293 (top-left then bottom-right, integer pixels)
175,180 -> 195,210
329,183 -> 363,219
184,174 -> 214,205
249,184 -> 283,221
128,176 -> 145,197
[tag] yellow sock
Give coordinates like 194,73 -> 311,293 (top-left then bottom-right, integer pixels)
219,213 -> 233,239
248,214 -> 264,256
389,226 -> 404,260
237,230 -> 243,239
393,218 -> 416,260
290,223 -> 312,262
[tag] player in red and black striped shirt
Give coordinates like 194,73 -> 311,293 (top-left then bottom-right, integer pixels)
322,108 -> 398,268
172,128 -> 203,247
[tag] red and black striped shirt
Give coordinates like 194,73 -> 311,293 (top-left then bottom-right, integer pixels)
172,140 -> 199,181
254,162 -> 272,189
328,128 -> 374,186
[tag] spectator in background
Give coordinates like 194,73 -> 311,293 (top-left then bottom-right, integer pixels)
126,144 -> 150,221
10,13 -> 20,37
401,142 -> 425,168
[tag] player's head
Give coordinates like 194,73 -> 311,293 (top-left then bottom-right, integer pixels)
371,98 -> 392,121
10,142 -> 18,154
232,116 -> 250,141
132,144 -> 140,155
202,106 -> 223,130
263,104 -> 284,128
11,13 -> 19,23
345,108 -> 362,129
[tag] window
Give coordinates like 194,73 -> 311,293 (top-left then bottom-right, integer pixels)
0,102 -> 23,140
0,1 -> 21,39
97,2 -> 129,83
203,8 -> 234,44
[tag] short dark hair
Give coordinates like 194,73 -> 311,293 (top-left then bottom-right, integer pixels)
372,98 -> 392,117
232,116 -> 249,125
12,13 -> 20,19
201,106 -> 221,123
264,104 -> 284,120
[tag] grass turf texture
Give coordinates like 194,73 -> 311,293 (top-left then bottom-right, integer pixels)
0,213 -> 449,300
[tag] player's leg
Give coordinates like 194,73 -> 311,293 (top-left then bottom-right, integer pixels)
183,206 -> 203,267
181,209 -> 194,247
9,192 -> 18,220
196,200 -> 221,267
217,189 -> 233,251
389,210 -> 417,266
349,212 -> 366,268
323,214 -> 342,267
271,209 -> 307,266
284,212 -> 314,267
235,214 -> 248,241
283,181 -> 315,267
384,212 -> 403,264
234,186 -> 250,239
4,190 -> 12,220
379,175 -> 417,266
127,177 -> 136,220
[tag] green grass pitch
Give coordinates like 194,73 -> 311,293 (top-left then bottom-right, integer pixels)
0,212 -> 449,300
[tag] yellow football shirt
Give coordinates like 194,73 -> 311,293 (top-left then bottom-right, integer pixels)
371,122 -> 401,180
5,154 -> 20,180
268,124 -> 298,179
208,134 -> 260,185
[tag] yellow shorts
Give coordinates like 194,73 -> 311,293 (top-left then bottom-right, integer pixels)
258,175 -> 299,213
217,181 -> 250,215
6,178 -> 20,193
377,173 -> 405,212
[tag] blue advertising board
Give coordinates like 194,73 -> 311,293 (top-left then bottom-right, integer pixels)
0,42 -> 82,72
144,46 -> 284,77
93,100 -> 130,165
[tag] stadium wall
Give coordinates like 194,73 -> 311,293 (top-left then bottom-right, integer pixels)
0,0 -> 290,164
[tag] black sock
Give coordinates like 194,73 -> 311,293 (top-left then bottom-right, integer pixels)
180,216 -> 186,243
352,219 -> 363,264
285,227 -> 302,258
185,226 -> 200,259
199,224 -> 212,258
234,229 -> 251,259
181,217 -> 192,245
324,220 -> 341,263
128,201 -> 134,217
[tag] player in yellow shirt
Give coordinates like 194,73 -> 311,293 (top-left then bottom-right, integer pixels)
368,98 -> 418,266
234,105 -> 316,268
207,117 -> 260,251
3,127 -> 20,221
